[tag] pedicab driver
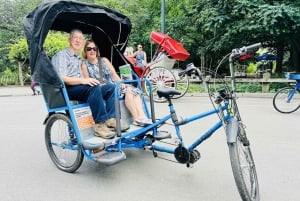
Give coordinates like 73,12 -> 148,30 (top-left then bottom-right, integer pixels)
51,29 -> 118,139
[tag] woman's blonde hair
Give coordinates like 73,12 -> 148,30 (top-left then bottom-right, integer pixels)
82,40 -> 100,59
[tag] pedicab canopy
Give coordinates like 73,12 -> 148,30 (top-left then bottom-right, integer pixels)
150,31 -> 190,61
23,0 -> 131,87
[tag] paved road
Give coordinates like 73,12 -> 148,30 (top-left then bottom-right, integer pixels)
0,92 -> 299,201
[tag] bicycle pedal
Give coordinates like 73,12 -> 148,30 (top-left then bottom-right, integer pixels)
154,131 -> 171,140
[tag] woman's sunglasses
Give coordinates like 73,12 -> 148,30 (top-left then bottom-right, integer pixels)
85,47 -> 98,52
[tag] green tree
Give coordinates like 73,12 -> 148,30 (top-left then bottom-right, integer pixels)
8,38 -> 28,86
92,0 -> 162,58
8,32 -> 68,85
190,0 -> 300,72
0,0 -> 42,72
3,0 -> 300,84
43,32 -> 69,58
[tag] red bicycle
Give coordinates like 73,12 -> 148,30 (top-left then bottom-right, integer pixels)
126,31 -> 193,102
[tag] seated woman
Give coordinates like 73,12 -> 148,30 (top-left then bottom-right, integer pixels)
81,40 -> 152,126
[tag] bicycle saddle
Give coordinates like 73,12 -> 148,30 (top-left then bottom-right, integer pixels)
157,87 -> 181,98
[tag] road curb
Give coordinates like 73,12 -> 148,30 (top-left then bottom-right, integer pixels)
0,86 -> 32,97
187,92 -> 274,98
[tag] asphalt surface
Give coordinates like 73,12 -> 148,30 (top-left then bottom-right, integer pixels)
0,86 -> 299,201
0,86 -> 38,97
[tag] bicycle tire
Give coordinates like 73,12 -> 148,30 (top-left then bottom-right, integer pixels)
143,66 -> 176,103
45,113 -> 84,173
171,69 -> 190,99
272,86 -> 300,113
228,124 -> 259,201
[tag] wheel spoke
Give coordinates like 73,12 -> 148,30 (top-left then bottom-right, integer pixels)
144,67 -> 176,102
45,114 -> 84,172
229,130 -> 259,201
237,138 -> 259,200
171,69 -> 190,99
273,87 -> 300,113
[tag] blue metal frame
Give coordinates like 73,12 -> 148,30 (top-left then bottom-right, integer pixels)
41,75 -> 233,162
283,73 -> 300,103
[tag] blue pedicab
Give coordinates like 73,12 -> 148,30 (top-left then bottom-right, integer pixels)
23,0 -> 168,172
24,1 -> 259,200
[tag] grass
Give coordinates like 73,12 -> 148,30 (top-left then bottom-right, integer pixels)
187,83 -> 206,93
187,82 -> 290,93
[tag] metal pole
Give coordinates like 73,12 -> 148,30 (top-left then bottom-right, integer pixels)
161,0 -> 165,33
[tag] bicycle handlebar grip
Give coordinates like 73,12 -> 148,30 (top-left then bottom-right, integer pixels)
242,43 -> 262,52
231,43 -> 262,58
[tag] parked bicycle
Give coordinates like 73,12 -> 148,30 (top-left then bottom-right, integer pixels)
24,1 -> 260,201
273,72 -> 300,113
234,49 -> 277,78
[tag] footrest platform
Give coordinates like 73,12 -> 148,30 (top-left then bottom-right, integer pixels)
82,135 -> 119,150
94,151 -> 126,165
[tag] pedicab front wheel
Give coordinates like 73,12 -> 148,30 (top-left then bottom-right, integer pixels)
45,113 -> 84,173
228,124 -> 259,201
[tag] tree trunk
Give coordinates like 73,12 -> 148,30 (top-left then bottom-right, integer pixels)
276,45 -> 284,73
18,61 -> 24,86
200,52 -> 205,75
290,38 -> 300,72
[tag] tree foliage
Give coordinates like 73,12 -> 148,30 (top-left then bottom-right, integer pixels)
43,32 -> 69,58
0,0 -> 42,71
1,0 -> 300,86
9,32 -> 69,62
189,0 -> 300,71
8,38 -> 29,62
8,31 -> 68,85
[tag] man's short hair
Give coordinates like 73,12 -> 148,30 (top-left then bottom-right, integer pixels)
69,29 -> 83,37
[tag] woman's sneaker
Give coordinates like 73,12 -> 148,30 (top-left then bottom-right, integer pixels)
133,118 -> 153,127
94,123 -> 116,139
106,118 -> 130,132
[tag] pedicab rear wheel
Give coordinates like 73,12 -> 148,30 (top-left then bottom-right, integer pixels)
45,113 -> 84,173
171,69 -> 190,99
143,66 -> 176,103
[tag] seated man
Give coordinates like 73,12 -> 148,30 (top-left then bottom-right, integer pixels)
51,29 -> 121,139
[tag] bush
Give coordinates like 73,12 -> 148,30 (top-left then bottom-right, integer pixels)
0,68 -> 22,85
188,82 -> 290,93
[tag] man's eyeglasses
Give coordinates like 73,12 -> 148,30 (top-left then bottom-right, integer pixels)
85,47 -> 98,52
71,36 -> 84,41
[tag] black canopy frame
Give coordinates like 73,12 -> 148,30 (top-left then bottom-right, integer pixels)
23,0 -> 132,86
